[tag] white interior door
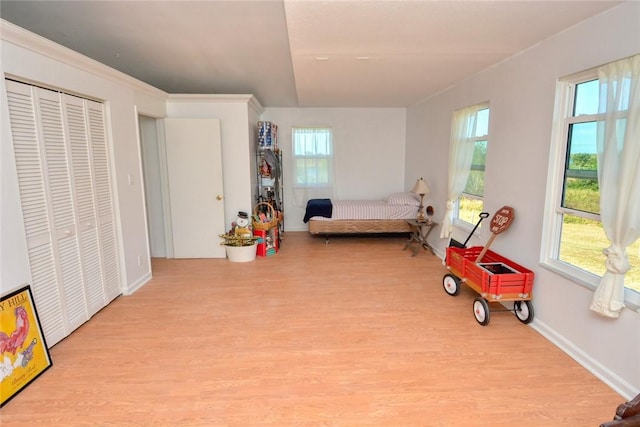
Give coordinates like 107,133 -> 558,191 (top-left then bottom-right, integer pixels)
164,118 -> 226,258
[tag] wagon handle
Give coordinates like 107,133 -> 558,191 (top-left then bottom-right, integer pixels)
462,211 -> 490,247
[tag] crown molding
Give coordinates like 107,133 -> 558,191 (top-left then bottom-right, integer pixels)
168,94 -> 264,113
248,96 -> 264,114
1,19 -> 167,102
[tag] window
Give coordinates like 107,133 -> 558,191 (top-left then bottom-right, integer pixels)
544,68 -> 639,307
293,127 -> 333,187
291,127 -> 335,207
457,107 -> 489,225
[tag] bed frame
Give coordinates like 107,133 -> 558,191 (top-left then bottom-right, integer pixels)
308,219 -> 413,235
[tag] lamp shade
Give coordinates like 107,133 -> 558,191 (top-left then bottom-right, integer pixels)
411,178 -> 430,195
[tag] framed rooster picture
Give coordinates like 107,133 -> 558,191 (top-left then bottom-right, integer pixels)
0,285 -> 52,408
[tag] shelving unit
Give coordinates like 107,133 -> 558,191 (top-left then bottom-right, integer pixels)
255,121 -> 283,253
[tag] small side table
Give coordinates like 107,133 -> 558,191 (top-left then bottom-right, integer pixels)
403,219 -> 437,256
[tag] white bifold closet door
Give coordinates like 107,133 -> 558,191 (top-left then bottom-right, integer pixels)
5,79 -> 121,347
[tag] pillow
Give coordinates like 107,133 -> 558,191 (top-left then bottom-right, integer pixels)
385,192 -> 420,206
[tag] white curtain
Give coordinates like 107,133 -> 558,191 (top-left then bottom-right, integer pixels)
291,128 -> 336,207
590,54 -> 640,318
439,105 -> 484,239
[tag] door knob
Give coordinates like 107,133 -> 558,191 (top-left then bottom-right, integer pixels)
216,195 -> 223,200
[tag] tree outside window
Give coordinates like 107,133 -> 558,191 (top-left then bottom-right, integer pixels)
457,107 -> 489,225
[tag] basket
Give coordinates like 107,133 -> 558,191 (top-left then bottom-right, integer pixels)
253,202 -> 278,230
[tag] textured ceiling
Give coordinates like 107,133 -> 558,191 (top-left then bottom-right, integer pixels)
0,0 -> 622,107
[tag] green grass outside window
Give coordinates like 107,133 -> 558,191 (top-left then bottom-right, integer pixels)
459,198 -> 640,293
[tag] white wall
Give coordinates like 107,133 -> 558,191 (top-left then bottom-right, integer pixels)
0,20 -> 166,296
405,2 -> 640,398
165,96 -> 262,230
248,104 -> 261,206
261,108 -> 407,231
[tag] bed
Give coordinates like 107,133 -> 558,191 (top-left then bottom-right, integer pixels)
304,192 -> 420,236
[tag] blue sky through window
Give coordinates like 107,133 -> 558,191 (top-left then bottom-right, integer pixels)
570,122 -> 597,155
476,108 -> 489,136
571,79 -> 599,154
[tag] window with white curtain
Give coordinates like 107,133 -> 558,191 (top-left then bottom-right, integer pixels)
440,103 -> 490,240
543,57 -> 640,311
456,107 -> 490,225
291,127 -> 335,207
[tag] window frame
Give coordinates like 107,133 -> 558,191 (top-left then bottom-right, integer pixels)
541,68 -> 640,309
291,127 -> 333,189
454,104 -> 490,229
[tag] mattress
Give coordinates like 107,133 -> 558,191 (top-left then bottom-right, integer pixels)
310,199 -> 417,221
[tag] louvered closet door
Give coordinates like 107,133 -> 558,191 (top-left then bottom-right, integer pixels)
5,80 -> 67,345
5,79 -> 121,346
86,100 -> 120,302
37,87 -> 88,334
62,94 -> 107,316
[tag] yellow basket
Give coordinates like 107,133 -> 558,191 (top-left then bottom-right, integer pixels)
253,202 -> 278,230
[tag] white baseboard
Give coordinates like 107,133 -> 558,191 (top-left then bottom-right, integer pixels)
123,271 -> 152,295
531,319 -> 638,400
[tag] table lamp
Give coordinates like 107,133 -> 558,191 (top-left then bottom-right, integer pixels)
411,177 -> 430,222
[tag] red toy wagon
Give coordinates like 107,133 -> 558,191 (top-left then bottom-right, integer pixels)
443,246 -> 534,325
442,206 -> 534,326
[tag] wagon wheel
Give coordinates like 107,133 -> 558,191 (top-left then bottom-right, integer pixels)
442,274 -> 461,296
473,297 -> 490,326
514,300 -> 534,324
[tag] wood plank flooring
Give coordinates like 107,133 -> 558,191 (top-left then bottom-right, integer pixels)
0,232 -> 624,426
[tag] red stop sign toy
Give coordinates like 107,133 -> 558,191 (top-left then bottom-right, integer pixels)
489,206 -> 515,234
475,206 -> 515,262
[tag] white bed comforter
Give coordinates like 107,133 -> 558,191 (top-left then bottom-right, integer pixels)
312,200 -> 417,221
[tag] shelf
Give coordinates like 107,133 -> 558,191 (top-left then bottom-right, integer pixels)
256,122 -> 283,236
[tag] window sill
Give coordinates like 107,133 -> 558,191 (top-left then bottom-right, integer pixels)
540,259 -> 640,312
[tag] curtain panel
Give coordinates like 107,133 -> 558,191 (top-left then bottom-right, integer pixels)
590,54 -> 640,318
440,105 -> 485,239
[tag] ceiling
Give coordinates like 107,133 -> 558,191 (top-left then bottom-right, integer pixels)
0,0 -> 621,108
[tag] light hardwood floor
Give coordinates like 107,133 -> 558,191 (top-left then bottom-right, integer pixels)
1,232 -> 624,426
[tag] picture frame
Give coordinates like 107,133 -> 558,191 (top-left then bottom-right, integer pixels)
1,285 -> 52,408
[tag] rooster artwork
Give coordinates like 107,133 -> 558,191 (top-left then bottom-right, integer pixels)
0,286 -> 52,407
0,306 -> 31,382
1,306 -> 29,354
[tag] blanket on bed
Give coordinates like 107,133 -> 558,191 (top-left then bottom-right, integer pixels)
303,198 -> 332,223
